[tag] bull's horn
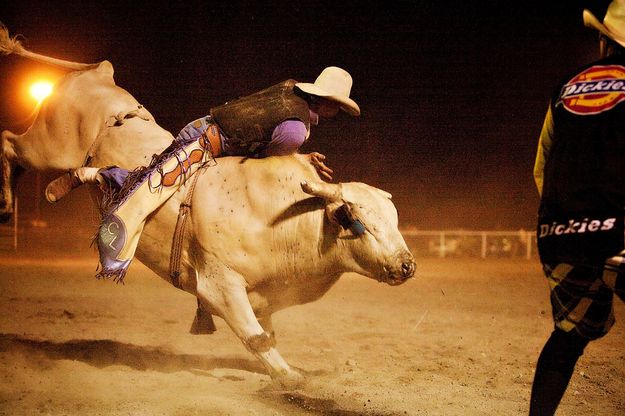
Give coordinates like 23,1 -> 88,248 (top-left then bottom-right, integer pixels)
45,167 -> 102,203
301,181 -> 343,202
0,22 -> 100,71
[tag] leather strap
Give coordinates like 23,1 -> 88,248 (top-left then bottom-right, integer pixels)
204,123 -> 222,157
169,168 -> 202,288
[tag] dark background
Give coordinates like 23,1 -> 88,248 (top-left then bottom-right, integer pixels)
0,0 -> 611,230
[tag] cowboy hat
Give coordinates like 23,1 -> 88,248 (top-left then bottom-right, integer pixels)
295,66 -> 360,116
583,0 -> 625,48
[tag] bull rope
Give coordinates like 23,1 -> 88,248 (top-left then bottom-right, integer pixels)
169,168 -> 202,289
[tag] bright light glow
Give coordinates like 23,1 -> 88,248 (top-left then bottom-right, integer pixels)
29,81 -> 54,102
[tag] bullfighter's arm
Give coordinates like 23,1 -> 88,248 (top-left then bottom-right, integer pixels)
533,105 -> 554,197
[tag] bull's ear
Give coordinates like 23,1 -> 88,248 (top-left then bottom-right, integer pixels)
300,181 -> 343,202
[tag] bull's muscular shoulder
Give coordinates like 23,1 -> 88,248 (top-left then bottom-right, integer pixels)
192,153 -> 318,211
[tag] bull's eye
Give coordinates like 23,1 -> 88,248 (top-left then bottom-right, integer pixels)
334,204 -> 366,236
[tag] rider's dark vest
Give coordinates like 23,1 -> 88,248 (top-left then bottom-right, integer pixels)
210,79 -> 310,156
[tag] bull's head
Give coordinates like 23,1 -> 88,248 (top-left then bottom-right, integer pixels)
301,180 -> 416,285
0,131 -> 22,223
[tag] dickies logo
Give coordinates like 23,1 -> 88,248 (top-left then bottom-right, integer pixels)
558,65 -> 625,115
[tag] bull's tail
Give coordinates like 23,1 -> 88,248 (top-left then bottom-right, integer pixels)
0,22 -> 101,71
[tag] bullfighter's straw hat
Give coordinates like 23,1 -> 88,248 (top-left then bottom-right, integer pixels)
295,66 -> 360,116
583,0 -> 625,48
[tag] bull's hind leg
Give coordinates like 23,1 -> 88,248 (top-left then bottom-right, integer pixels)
0,130 -> 19,222
195,263 -> 303,388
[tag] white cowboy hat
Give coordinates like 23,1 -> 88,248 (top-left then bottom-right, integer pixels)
295,66 -> 361,116
583,0 -> 625,48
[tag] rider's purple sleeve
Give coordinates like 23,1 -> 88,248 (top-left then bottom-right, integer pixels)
263,119 -> 308,156
98,167 -> 130,191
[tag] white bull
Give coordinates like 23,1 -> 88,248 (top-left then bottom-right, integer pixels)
0,25 -> 416,386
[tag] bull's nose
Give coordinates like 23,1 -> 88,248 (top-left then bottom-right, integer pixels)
401,260 -> 416,278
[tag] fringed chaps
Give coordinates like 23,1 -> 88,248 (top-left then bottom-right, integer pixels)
95,131 -> 217,282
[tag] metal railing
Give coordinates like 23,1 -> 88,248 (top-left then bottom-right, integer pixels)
1,213 -> 537,259
400,228 -> 537,259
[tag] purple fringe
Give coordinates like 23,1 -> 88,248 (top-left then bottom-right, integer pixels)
95,267 -> 128,284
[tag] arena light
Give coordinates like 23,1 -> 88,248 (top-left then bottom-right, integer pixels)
29,80 -> 54,103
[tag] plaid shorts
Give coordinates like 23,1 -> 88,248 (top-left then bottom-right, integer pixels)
543,252 -> 625,339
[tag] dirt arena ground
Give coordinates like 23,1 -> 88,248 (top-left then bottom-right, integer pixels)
1,239 -> 624,415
